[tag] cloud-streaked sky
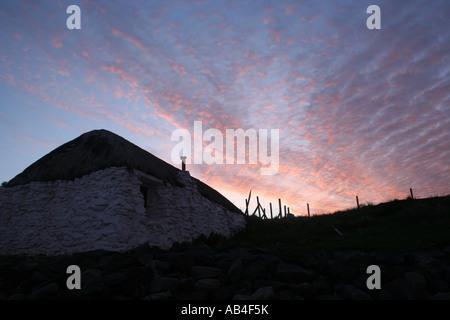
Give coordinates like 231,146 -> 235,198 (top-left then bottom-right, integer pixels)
1,0 -> 449,215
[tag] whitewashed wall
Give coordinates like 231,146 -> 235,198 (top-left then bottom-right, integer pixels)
0,167 -> 245,255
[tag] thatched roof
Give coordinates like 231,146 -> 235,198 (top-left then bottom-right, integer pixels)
6,129 -> 241,214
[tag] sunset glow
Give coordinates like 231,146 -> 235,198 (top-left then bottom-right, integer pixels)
1,0 -> 449,215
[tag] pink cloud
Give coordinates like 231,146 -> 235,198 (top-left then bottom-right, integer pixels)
114,85 -> 122,99
268,30 -> 281,43
111,27 -> 151,55
236,65 -> 255,77
103,111 -> 155,137
283,4 -> 297,15
300,14 -> 319,24
57,70 -> 71,77
167,57 -> 187,77
102,65 -> 125,76
52,36 -> 63,48
1,73 -> 16,85
265,103 -> 276,110
243,51 -> 258,60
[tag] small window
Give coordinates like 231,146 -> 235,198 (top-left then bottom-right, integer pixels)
140,185 -> 149,208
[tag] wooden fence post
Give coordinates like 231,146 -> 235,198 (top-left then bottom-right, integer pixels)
270,203 -> 273,219
257,196 -> 262,218
307,203 -> 310,217
356,195 -> 360,209
244,190 -> 252,215
262,208 -> 267,219
278,199 -> 282,218
410,188 -> 414,199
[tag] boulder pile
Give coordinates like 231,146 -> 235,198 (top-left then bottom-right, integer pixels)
1,239 -> 450,300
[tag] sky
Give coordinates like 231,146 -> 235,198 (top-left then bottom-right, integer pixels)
0,0 -> 449,216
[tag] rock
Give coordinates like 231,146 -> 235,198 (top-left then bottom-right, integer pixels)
274,289 -> 300,300
353,274 -> 371,291
153,260 -> 172,271
349,287 -> 372,300
443,246 -> 450,257
419,265 -> 447,293
323,261 -> 358,283
289,282 -> 312,297
104,272 -> 127,287
19,259 -> 39,273
335,284 -> 372,300
194,279 -> 221,291
302,250 -> 328,269
175,253 -> 195,272
111,294 -> 133,300
404,272 -> 427,290
258,254 -> 280,274
371,252 -> 404,265
132,252 -> 154,267
227,260 -> 244,283
315,294 -> 342,300
383,264 -> 405,283
222,248 -> 254,264
232,294 -> 253,300
251,286 -> 274,300
161,277 -> 181,292
371,288 -> 394,300
309,281 -> 331,298
149,274 -> 163,293
384,279 -> 416,300
20,269 -> 52,294
2,235 -> 449,300
243,261 -> 271,281
78,268 -> 112,299
334,250 -> 365,262
120,264 -> 154,298
30,282 -> 59,299
98,254 -> 123,270
81,268 -> 102,280
275,263 -> 315,283
187,243 -> 215,265
143,291 -> 172,300
432,292 -> 450,300
190,266 -> 222,279
157,252 -> 194,272
414,251 -> 439,266
445,267 -> 450,286
139,264 -> 156,281
253,280 -> 286,292
79,278 -> 112,299
180,277 -> 195,292
214,285 -> 237,300
180,290 -> 208,300
8,293 -> 29,300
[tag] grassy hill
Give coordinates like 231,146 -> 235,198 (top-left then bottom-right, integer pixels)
233,195 -> 450,252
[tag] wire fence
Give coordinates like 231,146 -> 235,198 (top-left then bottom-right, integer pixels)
244,185 -> 450,219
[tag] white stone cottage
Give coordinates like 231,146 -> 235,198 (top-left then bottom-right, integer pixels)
0,130 -> 246,255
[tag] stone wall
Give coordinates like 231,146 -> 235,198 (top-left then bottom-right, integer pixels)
0,167 -> 245,255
